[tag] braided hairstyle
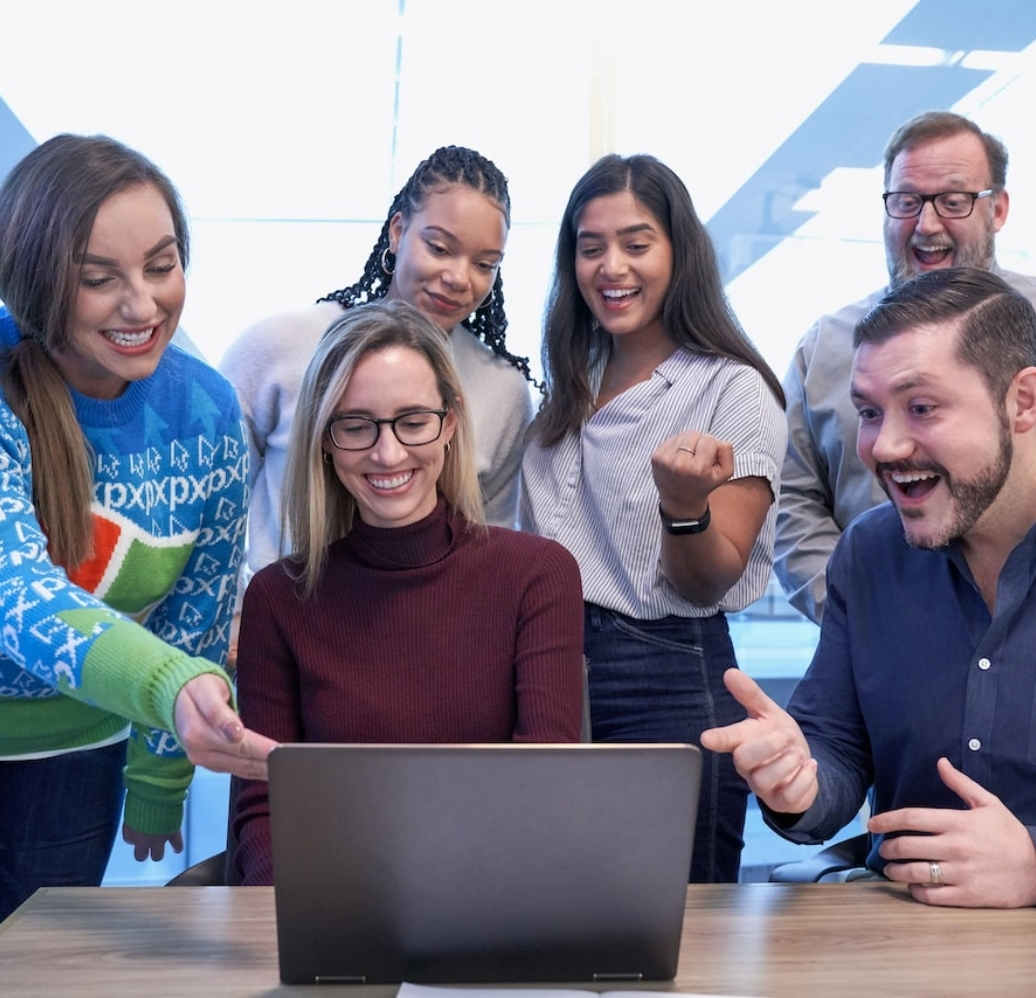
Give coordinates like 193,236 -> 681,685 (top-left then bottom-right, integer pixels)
318,145 -> 535,384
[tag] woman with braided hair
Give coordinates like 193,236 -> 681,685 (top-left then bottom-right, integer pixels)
221,146 -> 535,594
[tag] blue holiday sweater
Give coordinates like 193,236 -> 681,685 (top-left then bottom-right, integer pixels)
0,310 -> 248,834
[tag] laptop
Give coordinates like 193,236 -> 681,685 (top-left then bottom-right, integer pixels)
269,743 -> 700,985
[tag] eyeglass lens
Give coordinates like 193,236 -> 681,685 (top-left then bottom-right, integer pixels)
330,411 -> 444,450
885,192 -> 980,218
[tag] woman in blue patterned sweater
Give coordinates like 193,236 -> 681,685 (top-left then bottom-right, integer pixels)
0,135 -> 273,920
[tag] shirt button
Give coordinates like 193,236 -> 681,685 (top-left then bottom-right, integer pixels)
978,658 -> 991,671
968,738 -> 982,751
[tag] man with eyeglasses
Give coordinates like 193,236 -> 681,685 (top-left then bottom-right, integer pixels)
776,111 -> 1036,624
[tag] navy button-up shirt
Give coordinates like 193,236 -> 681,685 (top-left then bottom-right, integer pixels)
770,502 -> 1036,872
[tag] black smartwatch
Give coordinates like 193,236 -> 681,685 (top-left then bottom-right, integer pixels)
658,502 -> 711,535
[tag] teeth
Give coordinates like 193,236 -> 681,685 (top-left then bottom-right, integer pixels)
104,327 -> 154,347
602,288 -> 638,299
890,471 -> 939,484
368,471 -> 414,490
913,245 -> 951,253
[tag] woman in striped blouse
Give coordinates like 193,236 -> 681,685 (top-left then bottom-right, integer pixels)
521,154 -> 787,882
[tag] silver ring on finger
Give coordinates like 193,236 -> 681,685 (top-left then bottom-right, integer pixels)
928,860 -> 943,885
677,445 -> 696,456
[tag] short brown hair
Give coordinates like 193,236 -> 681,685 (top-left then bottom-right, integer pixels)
883,111 -> 1007,190
854,268 -> 1036,404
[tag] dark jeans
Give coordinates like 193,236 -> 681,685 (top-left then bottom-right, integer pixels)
584,603 -> 748,883
0,740 -> 126,921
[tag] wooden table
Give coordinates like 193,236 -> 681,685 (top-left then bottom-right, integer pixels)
1,883 -> 1034,997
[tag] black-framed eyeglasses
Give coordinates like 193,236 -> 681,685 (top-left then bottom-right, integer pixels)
882,189 -> 994,219
327,409 -> 448,451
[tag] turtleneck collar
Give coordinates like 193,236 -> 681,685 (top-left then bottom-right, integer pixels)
343,495 -> 458,570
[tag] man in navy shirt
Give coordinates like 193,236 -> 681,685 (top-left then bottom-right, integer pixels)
704,267 -> 1036,908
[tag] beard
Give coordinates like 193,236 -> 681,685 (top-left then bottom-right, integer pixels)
885,222 -> 996,289
878,417 -> 1012,549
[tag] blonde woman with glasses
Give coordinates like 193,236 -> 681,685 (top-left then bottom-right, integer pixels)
230,301 -> 583,886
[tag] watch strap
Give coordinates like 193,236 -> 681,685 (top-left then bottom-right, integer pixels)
658,502 -> 711,535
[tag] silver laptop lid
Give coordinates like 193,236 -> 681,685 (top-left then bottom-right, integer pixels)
270,743 -> 700,985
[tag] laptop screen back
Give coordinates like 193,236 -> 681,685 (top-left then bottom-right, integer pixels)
270,743 -> 700,985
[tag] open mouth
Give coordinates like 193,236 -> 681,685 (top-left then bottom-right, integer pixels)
102,326 -> 158,351
887,469 -> 941,503
366,470 -> 415,492
911,244 -> 954,268
600,287 -> 641,309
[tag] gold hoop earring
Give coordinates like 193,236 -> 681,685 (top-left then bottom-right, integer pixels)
381,247 -> 395,276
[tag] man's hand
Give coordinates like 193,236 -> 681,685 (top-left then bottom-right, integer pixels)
173,674 -> 276,781
871,757 -> 1036,908
122,824 -> 184,863
651,432 -> 734,520
700,669 -> 818,815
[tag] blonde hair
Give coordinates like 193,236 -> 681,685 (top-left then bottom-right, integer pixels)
284,300 -> 485,596
0,135 -> 189,570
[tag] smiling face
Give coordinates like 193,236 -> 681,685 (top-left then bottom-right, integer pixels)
385,184 -> 507,332
883,131 -> 1008,288
53,182 -> 185,399
574,189 -> 674,348
325,345 -> 457,529
852,321 -> 1013,548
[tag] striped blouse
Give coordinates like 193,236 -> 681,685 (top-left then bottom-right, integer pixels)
521,347 -> 786,619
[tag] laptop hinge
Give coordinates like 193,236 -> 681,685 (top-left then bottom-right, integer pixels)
593,972 -> 643,981
314,975 -> 367,984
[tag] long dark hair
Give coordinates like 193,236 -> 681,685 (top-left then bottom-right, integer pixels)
318,145 -> 534,384
534,154 -> 785,446
0,133 -> 189,569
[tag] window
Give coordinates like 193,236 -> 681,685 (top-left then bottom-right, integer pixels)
4,0 -> 1036,882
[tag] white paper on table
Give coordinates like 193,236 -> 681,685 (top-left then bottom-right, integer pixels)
397,982 -> 765,998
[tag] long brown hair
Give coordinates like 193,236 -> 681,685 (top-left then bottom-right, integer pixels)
0,134 -> 189,569
534,154 -> 784,447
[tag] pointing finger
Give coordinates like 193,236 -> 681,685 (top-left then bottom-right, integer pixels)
721,668 -> 778,719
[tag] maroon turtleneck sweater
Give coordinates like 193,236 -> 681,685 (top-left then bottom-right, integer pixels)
231,499 -> 584,885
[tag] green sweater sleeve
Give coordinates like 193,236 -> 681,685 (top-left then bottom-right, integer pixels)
60,608 -> 230,735
123,728 -> 195,835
